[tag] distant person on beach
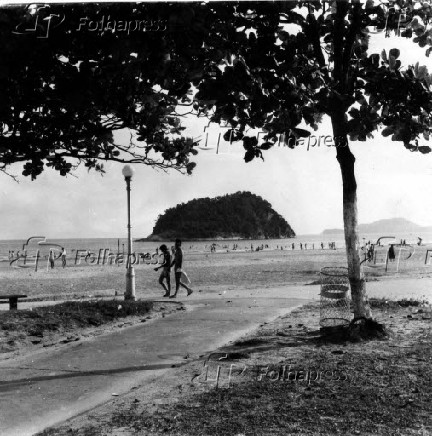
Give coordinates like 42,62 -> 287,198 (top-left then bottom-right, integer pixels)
61,247 -> 67,268
418,237 -> 423,246
300,243 -> 303,250
49,249 -> 55,269
388,244 -> 396,262
367,244 -> 374,262
170,239 -> 193,298
154,244 -> 171,297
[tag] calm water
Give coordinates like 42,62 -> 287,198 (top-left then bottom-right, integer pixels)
1,232 -> 432,260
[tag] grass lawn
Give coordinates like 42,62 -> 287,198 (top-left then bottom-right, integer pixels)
0,300 -> 171,355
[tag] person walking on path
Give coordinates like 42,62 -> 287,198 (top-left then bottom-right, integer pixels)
154,244 -> 171,297
170,239 -> 193,299
388,244 -> 396,262
49,249 -> 55,269
61,247 -> 67,268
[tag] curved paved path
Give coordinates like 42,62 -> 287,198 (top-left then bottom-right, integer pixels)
0,286 -> 313,436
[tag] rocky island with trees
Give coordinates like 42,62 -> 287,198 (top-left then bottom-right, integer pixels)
142,191 -> 295,241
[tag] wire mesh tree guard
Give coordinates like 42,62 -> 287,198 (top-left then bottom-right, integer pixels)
320,267 -> 351,328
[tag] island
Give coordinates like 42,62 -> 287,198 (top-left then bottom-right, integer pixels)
139,191 -> 295,241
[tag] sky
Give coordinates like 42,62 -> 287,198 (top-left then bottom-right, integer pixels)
2,5 -> 432,240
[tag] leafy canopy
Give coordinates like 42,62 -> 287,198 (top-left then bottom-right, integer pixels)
0,3 -> 207,179
2,1 -> 432,179
191,0 -> 432,161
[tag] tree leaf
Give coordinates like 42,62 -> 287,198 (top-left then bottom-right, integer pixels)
389,48 -> 400,59
370,53 -> 379,67
260,141 -> 273,150
418,146 -> 431,153
244,150 -> 255,162
382,127 -> 393,137
243,136 -> 258,150
291,127 -> 311,137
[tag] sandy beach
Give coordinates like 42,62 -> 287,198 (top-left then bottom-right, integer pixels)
1,246 -> 432,304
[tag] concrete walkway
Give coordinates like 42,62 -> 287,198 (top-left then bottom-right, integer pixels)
0,286 -> 312,436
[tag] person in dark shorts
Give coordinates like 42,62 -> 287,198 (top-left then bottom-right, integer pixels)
388,244 -> 396,262
154,244 -> 171,297
170,239 -> 193,298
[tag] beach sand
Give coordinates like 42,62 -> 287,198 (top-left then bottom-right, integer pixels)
1,247 -> 432,303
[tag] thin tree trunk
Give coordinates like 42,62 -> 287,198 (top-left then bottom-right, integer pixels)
331,113 -> 372,319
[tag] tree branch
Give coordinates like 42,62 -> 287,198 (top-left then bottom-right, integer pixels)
333,0 -> 349,89
342,1 -> 362,80
306,6 -> 326,68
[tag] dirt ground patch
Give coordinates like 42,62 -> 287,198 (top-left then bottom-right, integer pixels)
37,298 -> 432,436
0,300 -> 183,359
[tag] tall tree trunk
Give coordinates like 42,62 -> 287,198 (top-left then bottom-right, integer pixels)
331,112 -> 372,319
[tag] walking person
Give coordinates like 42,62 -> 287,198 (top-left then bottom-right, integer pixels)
154,244 -> 171,297
170,239 -> 193,298
388,244 -> 396,262
49,249 -> 55,269
367,244 -> 374,262
61,247 -> 67,268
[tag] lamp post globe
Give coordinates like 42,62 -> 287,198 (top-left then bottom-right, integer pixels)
122,164 -> 134,179
122,165 -> 136,301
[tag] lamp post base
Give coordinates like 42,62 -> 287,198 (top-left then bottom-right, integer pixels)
125,266 -> 136,301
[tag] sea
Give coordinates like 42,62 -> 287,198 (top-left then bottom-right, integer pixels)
1,232 -> 432,261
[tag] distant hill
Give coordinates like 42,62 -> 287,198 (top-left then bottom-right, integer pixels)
322,218 -> 432,235
141,191 -> 295,241
321,228 -> 344,235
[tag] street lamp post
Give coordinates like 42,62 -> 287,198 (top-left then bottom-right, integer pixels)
122,164 -> 136,301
